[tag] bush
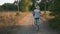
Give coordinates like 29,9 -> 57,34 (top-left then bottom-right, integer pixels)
48,0 -> 60,31
48,17 -> 60,30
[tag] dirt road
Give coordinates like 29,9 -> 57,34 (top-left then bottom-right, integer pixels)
0,13 -> 58,34
16,13 -> 58,34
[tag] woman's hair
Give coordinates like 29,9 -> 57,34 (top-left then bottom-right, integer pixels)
35,5 -> 40,9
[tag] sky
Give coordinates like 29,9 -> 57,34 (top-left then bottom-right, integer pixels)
0,0 -> 15,5
0,0 -> 41,5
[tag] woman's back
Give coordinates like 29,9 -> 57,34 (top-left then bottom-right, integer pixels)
34,9 -> 40,18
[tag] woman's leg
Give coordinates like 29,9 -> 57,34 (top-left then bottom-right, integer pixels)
34,18 -> 40,31
36,18 -> 40,31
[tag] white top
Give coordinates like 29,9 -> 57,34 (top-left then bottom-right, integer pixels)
34,9 -> 40,18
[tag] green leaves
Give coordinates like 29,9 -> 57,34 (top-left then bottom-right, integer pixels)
0,3 -> 17,11
48,0 -> 60,31
19,0 -> 32,11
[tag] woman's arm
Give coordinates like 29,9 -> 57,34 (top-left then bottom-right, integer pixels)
32,11 -> 35,16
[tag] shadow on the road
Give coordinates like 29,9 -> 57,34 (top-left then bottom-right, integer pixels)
0,25 -> 39,34
0,23 -> 59,34
40,21 -> 58,34
16,25 -> 39,34
0,25 -> 21,34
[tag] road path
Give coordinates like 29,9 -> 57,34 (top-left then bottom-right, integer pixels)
16,13 -> 58,34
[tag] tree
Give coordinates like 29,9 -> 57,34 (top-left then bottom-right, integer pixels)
1,3 -> 17,11
19,0 -> 32,11
48,0 -> 60,30
0,6 -> 3,11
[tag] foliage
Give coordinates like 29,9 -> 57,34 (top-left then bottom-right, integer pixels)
48,17 -> 60,30
0,3 -> 17,11
0,0 -> 32,11
19,0 -> 32,11
48,0 -> 60,31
